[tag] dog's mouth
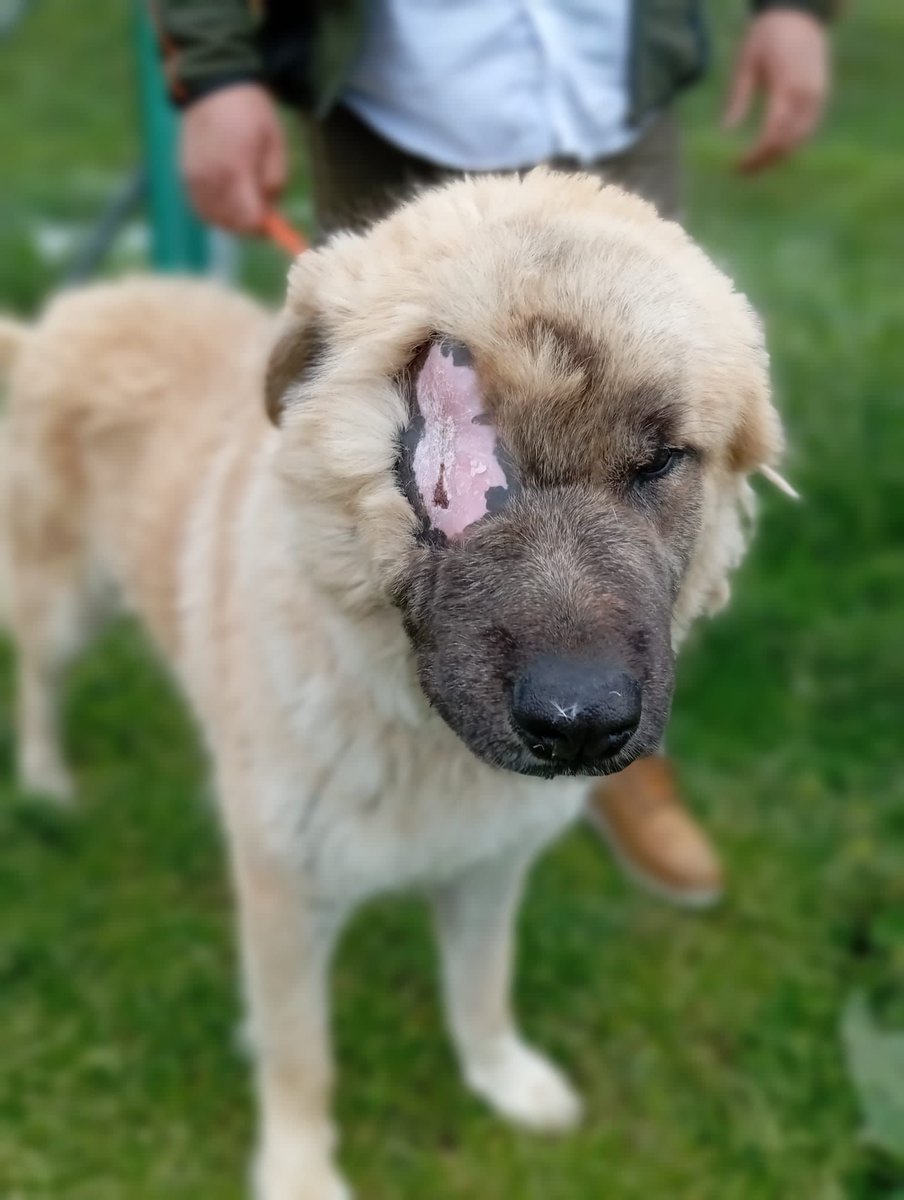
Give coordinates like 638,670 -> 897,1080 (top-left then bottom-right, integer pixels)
419,651 -> 656,780
494,729 -> 643,780
517,726 -> 635,771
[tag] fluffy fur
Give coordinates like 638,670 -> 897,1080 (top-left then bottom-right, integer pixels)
0,170 -> 783,1200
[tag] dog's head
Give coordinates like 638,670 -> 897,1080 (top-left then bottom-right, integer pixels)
267,170 -> 783,778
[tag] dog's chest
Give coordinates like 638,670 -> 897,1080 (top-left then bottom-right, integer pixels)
254,710 -> 584,902
329,762 -> 581,899
202,485 -> 585,900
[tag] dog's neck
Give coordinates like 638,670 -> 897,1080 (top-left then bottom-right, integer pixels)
249,461 -> 429,732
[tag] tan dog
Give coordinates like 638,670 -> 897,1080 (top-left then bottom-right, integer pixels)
0,171 -> 784,1200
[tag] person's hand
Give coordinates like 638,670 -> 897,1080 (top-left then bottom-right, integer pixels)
723,9 -> 830,174
181,84 -> 288,233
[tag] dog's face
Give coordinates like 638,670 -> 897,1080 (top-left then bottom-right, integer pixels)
390,334 -> 686,777
268,171 -> 783,778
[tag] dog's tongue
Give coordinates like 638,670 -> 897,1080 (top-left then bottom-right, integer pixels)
412,340 -> 509,539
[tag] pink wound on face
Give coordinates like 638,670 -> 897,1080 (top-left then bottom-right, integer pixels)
412,341 -> 508,539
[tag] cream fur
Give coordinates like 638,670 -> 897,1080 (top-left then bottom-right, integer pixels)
0,171 -> 783,1199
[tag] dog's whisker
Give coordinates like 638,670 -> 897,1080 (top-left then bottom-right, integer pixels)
552,701 -> 579,721
759,464 -> 800,500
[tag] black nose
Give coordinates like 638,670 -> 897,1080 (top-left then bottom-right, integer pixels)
511,656 -> 641,768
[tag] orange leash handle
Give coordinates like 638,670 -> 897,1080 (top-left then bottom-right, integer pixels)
260,210 -> 309,257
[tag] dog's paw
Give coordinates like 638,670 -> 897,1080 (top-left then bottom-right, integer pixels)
253,1132 -> 352,1200
464,1034 -> 583,1133
19,750 -> 75,806
256,1173 -> 351,1200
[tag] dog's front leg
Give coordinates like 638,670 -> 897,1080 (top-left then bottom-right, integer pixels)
232,844 -> 350,1200
430,846 -> 582,1133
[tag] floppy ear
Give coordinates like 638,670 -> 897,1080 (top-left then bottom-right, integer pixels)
264,251 -> 328,426
728,369 -> 803,502
723,302 -> 797,497
264,313 -> 326,426
728,392 -> 783,473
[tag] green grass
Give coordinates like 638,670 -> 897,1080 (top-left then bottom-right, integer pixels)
1,2 -> 903,1196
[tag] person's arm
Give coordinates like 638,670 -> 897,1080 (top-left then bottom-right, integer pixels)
724,3 -> 834,173
151,0 -> 263,106
149,1 -> 288,234
750,0 -> 834,16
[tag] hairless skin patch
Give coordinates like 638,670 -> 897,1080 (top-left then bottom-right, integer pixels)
398,338 -> 518,540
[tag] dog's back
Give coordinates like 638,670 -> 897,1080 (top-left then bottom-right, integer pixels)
3,278 -> 273,640
1,277 -> 274,797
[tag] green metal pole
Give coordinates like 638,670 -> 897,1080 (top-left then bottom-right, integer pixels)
134,0 -> 210,271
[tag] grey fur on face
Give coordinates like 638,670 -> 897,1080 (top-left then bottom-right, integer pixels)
394,479 -> 696,778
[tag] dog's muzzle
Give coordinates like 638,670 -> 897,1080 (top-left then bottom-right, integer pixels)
511,656 -> 642,770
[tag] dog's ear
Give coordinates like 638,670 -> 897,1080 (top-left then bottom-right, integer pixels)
264,252 -> 329,426
728,388 -> 783,475
264,314 -> 326,426
737,365 -> 805,497
723,302 -> 789,488
727,369 -> 801,496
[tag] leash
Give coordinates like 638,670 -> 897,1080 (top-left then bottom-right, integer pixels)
260,209 -> 309,257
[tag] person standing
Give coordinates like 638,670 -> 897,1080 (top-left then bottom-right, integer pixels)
152,0 -> 832,907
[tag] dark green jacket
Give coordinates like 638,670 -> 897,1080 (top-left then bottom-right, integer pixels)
153,0 -> 833,125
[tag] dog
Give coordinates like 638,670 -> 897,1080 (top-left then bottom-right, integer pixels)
0,170 -> 786,1199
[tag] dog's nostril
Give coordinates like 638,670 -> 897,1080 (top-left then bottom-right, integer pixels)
512,657 -> 641,766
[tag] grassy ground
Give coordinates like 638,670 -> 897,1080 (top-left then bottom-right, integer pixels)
1,2 -> 903,1197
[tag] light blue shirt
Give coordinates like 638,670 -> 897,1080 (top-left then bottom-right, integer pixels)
342,0 -> 637,172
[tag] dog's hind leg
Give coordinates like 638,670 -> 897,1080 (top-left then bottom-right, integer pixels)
11,559 -> 96,804
5,474 -> 100,803
430,845 -> 583,1133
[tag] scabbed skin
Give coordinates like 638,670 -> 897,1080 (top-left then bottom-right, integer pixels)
408,339 -> 512,539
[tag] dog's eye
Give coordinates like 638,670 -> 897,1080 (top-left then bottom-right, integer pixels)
634,447 -> 683,483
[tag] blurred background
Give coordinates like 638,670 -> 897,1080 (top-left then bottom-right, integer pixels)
1,2 -> 902,1197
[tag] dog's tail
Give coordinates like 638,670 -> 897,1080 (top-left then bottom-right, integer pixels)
0,317 -> 27,376
0,317 -> 26,626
